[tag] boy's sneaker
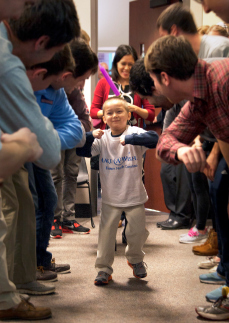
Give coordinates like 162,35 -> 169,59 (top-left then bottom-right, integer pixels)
209,265 -> 219,273
206,286 -> 226,302
179,225 -> 208,244
127,261 -> 147,279
94,271 -> 112,286
198,256 -> 220,269
43,258 -> 71,274
50,219 -> 62,239
16,281 -> 55,295
62,219 -> 90,234
196,286 -> 229,320
36,266 -> 58,282
199,271 -> 226,284
0,299 -> 52,320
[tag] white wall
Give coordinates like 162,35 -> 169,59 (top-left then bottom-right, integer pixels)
190,0 -> 222,28
98,0 -> 131,51
73,0 -> 92,106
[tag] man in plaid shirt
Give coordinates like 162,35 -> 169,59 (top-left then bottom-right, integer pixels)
145,35 -> 229,173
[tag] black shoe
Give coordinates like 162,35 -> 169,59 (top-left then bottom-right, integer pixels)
161,218 -> 189,230
157,217 -> 173,228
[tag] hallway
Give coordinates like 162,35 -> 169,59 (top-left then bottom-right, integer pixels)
27,213 -> 217,323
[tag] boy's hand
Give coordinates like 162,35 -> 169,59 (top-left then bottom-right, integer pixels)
92,129 -> 104,139
1,128 -> 43,162
120,135 -> 126,146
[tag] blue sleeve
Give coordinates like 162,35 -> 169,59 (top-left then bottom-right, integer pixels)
124,131 -> 159,148
47,89 -> 84,150
76,132 -> 94,157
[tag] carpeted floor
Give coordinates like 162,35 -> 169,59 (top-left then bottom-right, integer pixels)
18,212 -> 220,323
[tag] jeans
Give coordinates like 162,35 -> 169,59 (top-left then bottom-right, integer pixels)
33,164 -> 58,267
209,157 -> 229,285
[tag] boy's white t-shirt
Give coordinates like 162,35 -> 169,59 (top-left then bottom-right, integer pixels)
91,125 -> 148,207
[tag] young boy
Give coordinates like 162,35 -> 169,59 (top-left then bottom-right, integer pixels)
76,97 -> 159,285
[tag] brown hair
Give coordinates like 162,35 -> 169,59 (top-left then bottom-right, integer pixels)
70,38 -> 98,78
80,29 -> 90,45
102,97 -> 129,114
31,44 -> 75,78
207,25 -> 228,37
157,3 -> 197,35
145,35 -> 198,81
197,25 -> 210,35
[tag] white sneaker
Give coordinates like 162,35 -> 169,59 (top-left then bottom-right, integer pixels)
179,226 -> 208,244
209,265 -> 219,273
198,256 -> 220,269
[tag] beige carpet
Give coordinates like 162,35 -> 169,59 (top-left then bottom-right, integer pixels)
20,214 -> 220,323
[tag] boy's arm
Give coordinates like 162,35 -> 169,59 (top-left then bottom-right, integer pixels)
121,131 -> 159,149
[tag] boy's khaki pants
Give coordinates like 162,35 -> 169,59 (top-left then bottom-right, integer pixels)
95,202 -> 149,275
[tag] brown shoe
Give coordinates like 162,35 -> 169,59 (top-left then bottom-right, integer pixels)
192,228 -> 218,256
0,299 -> 52,320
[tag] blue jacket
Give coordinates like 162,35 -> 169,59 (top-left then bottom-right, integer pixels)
35,86 -> 85,150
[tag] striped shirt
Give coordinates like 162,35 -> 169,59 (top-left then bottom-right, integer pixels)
157,59 -> 229,164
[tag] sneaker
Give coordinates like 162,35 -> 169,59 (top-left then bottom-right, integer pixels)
43,258 -> 71,274
199,272 -> 226,285
179,226 -> 208,244
198,256 -> 220,269
193,228 -> 218,256
127,261 -> 147,279
36,266 -> 58,282
16,281 -> 55,295
196,286 -> 229,320
0,299 -> 52,320
62,219 -> 90,234
94,271 -> 112,286
206,285 -> 226,302
50,219 -> 62,239
209,265 -> 219,273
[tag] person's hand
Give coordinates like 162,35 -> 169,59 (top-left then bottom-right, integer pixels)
92,129 -> 104,139
204,152 -> 219,182
120,135 -> 126,146
127,104 -> 138,113
1,128 -> 43,162
177,146 -> 206,173
192,135 -> 202,148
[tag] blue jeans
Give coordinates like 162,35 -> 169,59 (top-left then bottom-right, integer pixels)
33,164 -> 58,267
209,157 -> 229,285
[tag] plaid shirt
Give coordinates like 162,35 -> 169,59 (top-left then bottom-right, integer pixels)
157,59 -> 229,164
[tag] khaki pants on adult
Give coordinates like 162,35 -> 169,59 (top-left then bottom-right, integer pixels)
0,190 -> 21,310
1,167 -> 36,285
95,202 -> 149,275
51,149 -> 81,220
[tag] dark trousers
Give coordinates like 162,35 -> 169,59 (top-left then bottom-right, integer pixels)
185,171 -> 215,230
209,157 -> 229,285
160,163 -> 194,222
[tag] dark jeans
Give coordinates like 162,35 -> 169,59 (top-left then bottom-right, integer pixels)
33,164 -> 58,267
185,171 -> 215,230
209,157 -> 229,285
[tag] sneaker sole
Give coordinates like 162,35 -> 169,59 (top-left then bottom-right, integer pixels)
195,308 -> 229,320
17,288 -> 55,295
127,261 -> 147,279
179,238 -> 207,244
94,275 -> 112,286
55,269 -> 71,274
62,227 -> 90,234
198,263 -> 219,269
205,296 -> 218,303
37,277 -> 58,282
200,279 -> 226,285
50,235 -> 62,239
